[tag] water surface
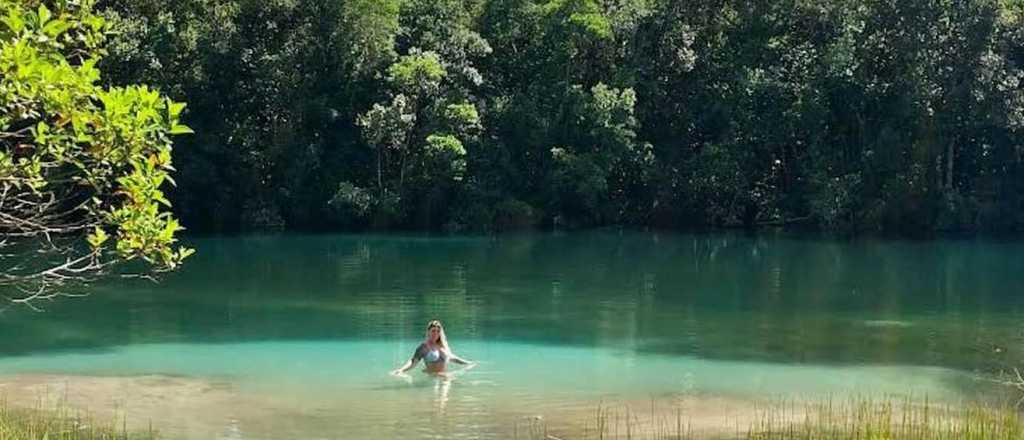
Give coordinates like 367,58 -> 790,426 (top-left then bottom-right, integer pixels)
1,232 -> 1021,438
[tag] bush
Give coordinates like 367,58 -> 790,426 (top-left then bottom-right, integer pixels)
328,182 -> 374,228
493,199 -> 539,231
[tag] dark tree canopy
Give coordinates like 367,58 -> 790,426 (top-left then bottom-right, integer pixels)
95,0 -> 1024,237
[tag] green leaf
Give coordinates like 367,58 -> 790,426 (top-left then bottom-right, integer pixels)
169,124 -> 194,135
42,19 -> 70,37
87,16 -> 104,32
2,10 -> 26,33
37,4 -> 51,26
87,227 -> 109,248
161,218 -> 180,240
178,247 -> 196,261
167,101 -> 186,119
34,121 -> 48,143
154,192 -> 171,208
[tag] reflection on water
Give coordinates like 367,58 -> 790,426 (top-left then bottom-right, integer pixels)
0,231 -> 1022,437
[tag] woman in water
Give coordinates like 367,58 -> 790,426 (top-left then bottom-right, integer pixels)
391,320 -> 475,376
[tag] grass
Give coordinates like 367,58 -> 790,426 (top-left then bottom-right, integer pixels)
513,396 -> 1024,440
0,399 -> 158,440
745,397 -> 1023,440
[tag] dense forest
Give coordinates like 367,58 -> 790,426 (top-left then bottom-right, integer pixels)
96,0 -> 1024,236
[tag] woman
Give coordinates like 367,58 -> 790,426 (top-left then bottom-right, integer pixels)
391,320 -> 475,376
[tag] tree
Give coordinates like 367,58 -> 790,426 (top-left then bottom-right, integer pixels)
0,0 -> 192,306
353,50 -> 481,226
88,0 -> 1024,235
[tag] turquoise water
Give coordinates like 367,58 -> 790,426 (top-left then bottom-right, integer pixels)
0,232 -> 1021,438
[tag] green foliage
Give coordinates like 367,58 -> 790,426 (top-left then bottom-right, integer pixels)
425,133 -> 467,179
328,181 -> 374,227
443,102 -> 481,134
93,0 -> 1024,235
1,0 -> 192,272
426,133 -> 467,156
397,0 -> 491,89
339,0 -> 401,78
549,146 -> 609,222
353,7 -> 486,227
388,51 -> 447,96
357,95 -> 416,154
586,84 -> 637,146
809,173 -> 863,231
564,0 -> 613,41
0,402 -> 159,439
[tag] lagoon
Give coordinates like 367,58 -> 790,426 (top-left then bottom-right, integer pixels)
0,232 -> 1021,438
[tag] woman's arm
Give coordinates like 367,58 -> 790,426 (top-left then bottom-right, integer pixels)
448,351 -> 475,366
391,344 -> 424,375
390,358 -> 418,375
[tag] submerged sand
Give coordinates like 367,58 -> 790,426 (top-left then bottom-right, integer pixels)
0,373 -> 813,439
0,372 -> 985,439
0,374 -> 307,439
521,394 -> 808,440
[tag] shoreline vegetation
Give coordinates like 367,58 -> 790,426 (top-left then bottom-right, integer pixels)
514,398 -> 1024,440
0,404 -> 156,440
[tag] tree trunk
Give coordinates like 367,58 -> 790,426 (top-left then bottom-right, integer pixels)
945,139 -> 954,191
377,147 -> 383,198
399,149 -> 406,194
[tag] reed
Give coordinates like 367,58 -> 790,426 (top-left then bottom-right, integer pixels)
744,396 -> 1022,440
0,398 -> 158,440
513,396 -> 1023,440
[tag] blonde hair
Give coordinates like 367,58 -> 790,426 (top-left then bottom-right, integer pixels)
424,319 -> 449,349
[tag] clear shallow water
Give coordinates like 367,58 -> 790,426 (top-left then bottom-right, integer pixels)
0,232 -> 1022,438
0,341 -> 968,399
